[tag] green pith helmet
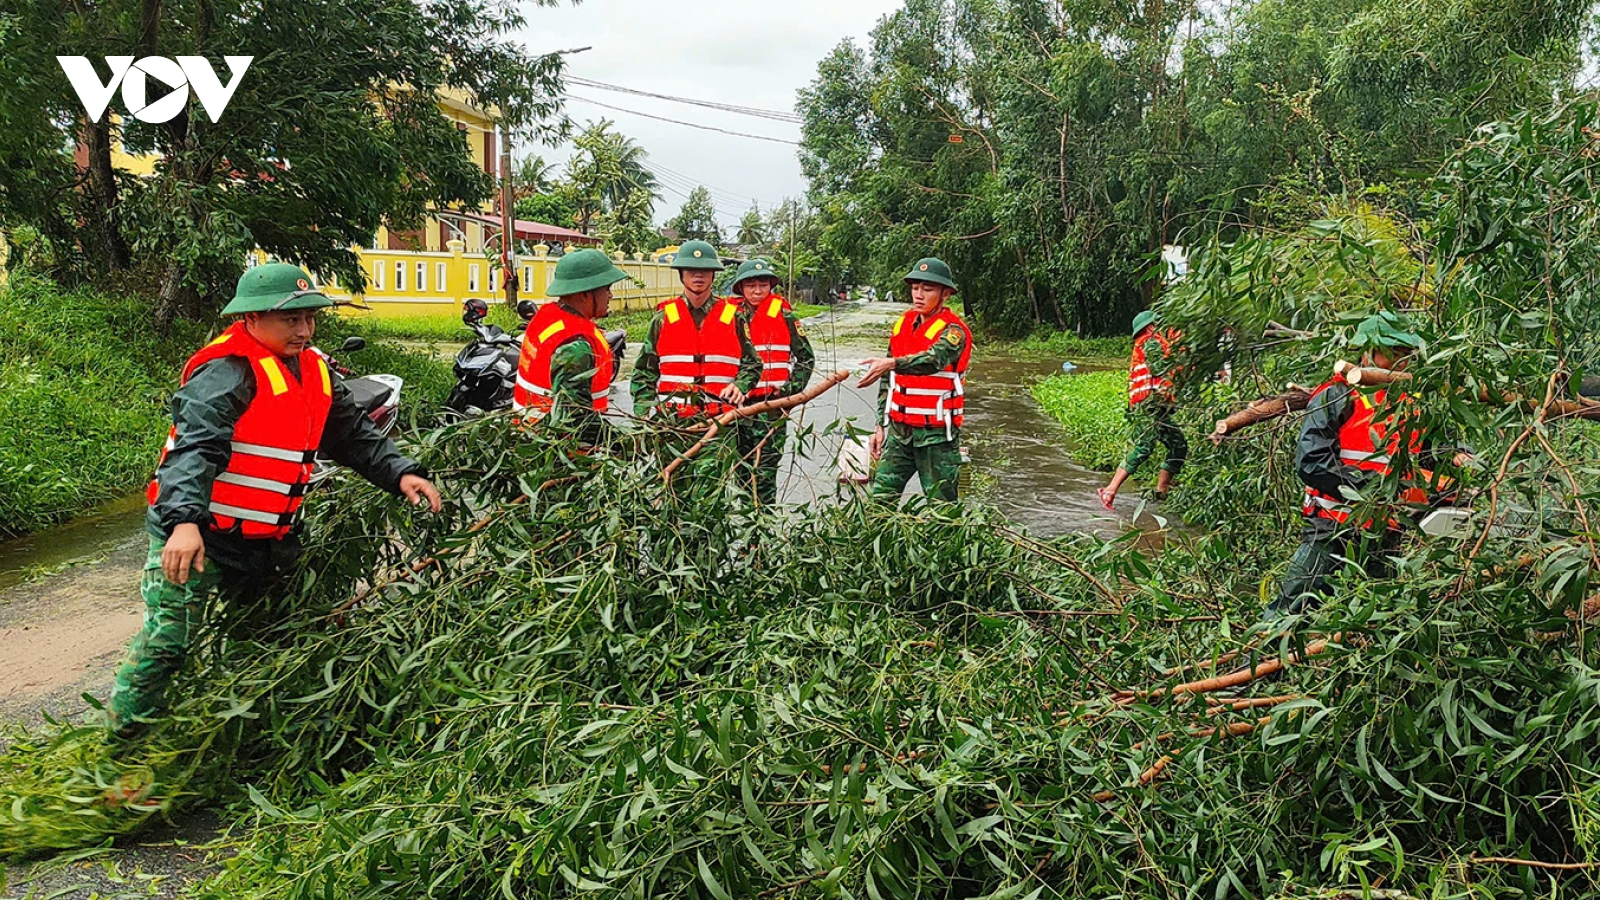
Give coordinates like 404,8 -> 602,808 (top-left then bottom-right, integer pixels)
671,240 -> 725,270
221,263 -> 333,316
548,248 -> 630,297
903,257 -> 956,291
1352,311 -> 1424,352
1131,310 -> 1157,334
730,258 -> 781,293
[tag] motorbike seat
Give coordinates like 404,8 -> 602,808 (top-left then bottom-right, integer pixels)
343,376 -> 392,413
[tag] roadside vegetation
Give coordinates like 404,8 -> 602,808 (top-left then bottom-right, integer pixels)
1030,371 -> 1129,472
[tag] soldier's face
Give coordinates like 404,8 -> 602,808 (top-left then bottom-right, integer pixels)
680,269 -> 716,298
246,310 -> 317,358
570,285 -> 612,320
741,278 -> 776,303
908,281 -> 952,315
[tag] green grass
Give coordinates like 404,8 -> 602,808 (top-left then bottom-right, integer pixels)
1030,370 -> 1130,471
0,275 -> 450,539
1006,328 -> 1131,361
0,276 -> 207,538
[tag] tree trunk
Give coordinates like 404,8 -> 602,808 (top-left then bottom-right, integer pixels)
154,260 -> 196,334
80,116 -> 130,272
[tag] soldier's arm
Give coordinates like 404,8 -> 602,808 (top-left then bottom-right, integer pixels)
782,311 -> 816,396
735,315 -> 762,395
1296,384 -> 1361,496
322,375 -> 425,494
629,313 -> 664,418
150,358 -> 253,535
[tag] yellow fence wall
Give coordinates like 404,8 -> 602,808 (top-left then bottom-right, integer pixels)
254,240 -> 681,319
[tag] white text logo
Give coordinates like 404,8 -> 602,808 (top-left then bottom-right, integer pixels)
57,56 -> 252,124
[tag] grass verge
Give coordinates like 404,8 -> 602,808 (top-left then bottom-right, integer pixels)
1030,370 -> 1131,472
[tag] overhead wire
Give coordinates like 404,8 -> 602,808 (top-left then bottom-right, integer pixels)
566,76 -> 802,124
565,93 -> 801,146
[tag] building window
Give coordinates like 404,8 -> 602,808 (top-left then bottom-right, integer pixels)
522,266 -> 531,292
395,261 -> 406,292
489,267 -> 498,294
469,263 -> 480,294
416,262 -> 427,292
436,262 -> 447,293
372,261 -> 383,291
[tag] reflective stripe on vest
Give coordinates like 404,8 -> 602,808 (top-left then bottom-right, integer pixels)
884,308 -> 972,438
654,296 -> 742,418
146,322 -> 332,539
511,302 -> 614,419
1302,384 -> 1427,529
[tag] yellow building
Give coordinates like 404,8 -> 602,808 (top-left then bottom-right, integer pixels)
97,88 -> 682,314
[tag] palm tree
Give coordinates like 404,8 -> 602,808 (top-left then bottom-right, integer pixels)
566,120 -> 661,234
736,204 -> 767,246
513,154 -> 557,200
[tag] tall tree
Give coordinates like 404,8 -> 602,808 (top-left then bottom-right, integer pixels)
797,0 -> 1592,336
666,187 -> 721,246
736,205 -> 768,246
564,120 -> 661,236
0,0 -> 568,330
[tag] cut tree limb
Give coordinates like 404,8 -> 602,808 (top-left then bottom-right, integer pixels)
662,370 -> 851,485
1211,389 -> 1313,443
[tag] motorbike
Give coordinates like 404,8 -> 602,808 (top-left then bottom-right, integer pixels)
444,298 -> 627,418
310,335 -> 404,483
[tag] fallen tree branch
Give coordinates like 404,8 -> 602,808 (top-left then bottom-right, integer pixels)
1093,717 -> 1271,802
1117,638 -> 1336,704
662,370 -> 851,485
1211,388 -> 1313,443
329,494 -> 531,619
1469,855 -> 1599,871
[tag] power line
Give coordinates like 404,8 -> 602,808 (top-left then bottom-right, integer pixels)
566,94 -> 801,146
566,76 -> 802,124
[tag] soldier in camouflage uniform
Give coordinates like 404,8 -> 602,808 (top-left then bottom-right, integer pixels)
114,264 -> 441,741
858,258 -> 973,503
1098,309 -> 1188,510
729,259 -> 815,505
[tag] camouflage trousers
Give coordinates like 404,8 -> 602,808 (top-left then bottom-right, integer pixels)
870,432 -> 962,503
735,417 -> 789,507
1265,522 -> 1399,619
108,537 -> 279,736
1122,402 -> 1188,476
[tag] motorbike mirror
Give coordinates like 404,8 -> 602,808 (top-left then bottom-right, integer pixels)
516,300 -> 538,321
463,298 -> 489,324
340,335 -> 367,353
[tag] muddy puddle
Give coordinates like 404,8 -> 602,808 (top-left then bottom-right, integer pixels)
0,493 -> 148,593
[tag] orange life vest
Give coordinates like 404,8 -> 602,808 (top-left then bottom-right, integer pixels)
884,307 -> 972,438
1129,326 -> 1177,405
512,302 -> 613,422
654,295 -> 743,418
146,322 -> 333,540
745,296 -> 795,400
1301,381 -> 1430,529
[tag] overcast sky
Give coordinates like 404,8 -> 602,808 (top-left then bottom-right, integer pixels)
515,0 -> 903,230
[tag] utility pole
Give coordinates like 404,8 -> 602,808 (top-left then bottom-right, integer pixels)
787,205 -> 796,304
500,120 -> 518,307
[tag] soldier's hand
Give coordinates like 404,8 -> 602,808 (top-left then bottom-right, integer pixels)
162,523 -> 206,586
857,357 -> 897,388
718,384 -> 747,406
869,426 -> 886,461
400,474 -> 442,513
